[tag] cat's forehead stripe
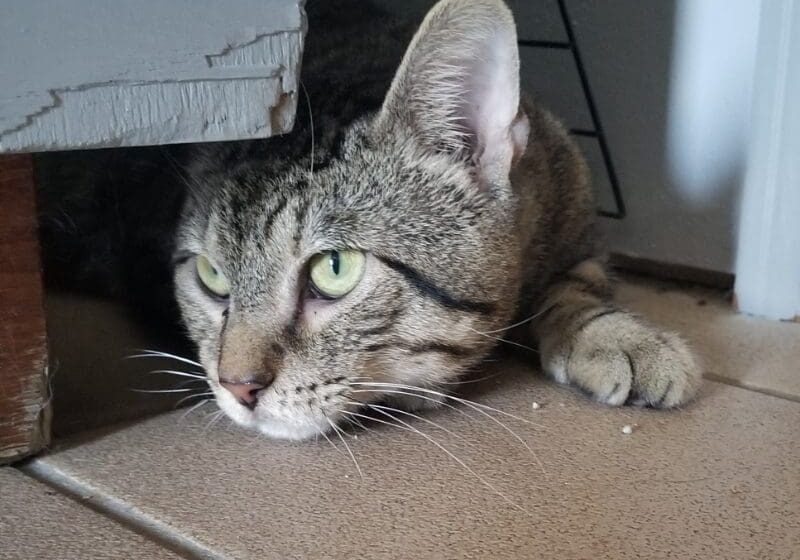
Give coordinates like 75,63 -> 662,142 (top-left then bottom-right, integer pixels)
292,198 -> 310,250
380,256 -> 495,316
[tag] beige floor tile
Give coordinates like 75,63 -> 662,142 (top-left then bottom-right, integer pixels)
617,275 -> 800,400
34,365 -> 800,560
0,468 -> 180,560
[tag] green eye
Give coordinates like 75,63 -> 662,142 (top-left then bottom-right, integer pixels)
309,250 -> 366,299
196,255 -> 230,298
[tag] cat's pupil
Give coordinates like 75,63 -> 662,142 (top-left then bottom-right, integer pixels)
330,251 -> 340,276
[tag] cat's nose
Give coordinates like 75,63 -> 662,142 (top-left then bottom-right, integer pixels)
218,378 -> 268,410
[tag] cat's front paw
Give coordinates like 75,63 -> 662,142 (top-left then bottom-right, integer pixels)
554,311 -> 702,408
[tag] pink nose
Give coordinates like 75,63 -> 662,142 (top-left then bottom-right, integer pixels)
218,379 -> 266,410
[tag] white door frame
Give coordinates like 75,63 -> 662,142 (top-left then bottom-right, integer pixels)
735,0 -> 800,321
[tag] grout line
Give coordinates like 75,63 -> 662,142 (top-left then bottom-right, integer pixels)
19,460 -> 227,560
704,372 -> 800,404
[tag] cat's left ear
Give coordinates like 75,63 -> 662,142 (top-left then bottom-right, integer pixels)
376,0 -> 529,189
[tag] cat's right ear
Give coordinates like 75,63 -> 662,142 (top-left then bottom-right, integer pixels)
375,0 -> 529,189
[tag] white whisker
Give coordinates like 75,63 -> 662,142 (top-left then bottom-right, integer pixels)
174,379 -> 211,389
126,350 -> 203,369
368,403 -> 469,445
301,81 -> 315,178
327,417 -> 363,479
318,425 -> 342,455
348,382 -> 545,428
359,407 -> 527,512
179,398 -> 213,422
465,326 -> 539,354
476,305 -> 554,335
343,414 -> 372,433
350,388 -> 474,423
356,387 -> 546,475
174,391 -> 214,408
160,147 -> 201,194
337,400 -> 377,433
147,369 -> 206,380
203,410 -> 226,433
340,410 -> 401,431
130,387 -> 202,394
208,413 -> 226,432
438,371 -> 503,385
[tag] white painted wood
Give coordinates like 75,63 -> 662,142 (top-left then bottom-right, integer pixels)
735,0 -> 800,320
0,1 -> 305,153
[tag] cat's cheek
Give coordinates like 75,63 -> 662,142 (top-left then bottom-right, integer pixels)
302,298 -> 337,329
364,348 -> 462,389
197,345 -> 221,381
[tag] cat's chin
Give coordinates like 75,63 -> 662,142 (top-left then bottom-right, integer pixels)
254,417 -> 331,441
213,390 -> 347,440
216,403 -> 333,440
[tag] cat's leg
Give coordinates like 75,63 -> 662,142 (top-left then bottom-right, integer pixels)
531,259 -> 702,407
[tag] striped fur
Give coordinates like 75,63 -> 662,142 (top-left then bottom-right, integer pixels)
169,0 -> 701,439
38,0 -> 702,440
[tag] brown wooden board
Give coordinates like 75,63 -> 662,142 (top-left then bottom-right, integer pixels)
0,153 -> 50,464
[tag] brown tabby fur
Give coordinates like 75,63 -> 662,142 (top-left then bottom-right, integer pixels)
38,0 -> 702,440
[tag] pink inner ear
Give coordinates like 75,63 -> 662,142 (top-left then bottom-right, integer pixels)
454,22 -> 522,184
377,0 -> 522,181
465,28 -> 519,144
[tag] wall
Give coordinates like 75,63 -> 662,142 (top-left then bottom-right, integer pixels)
576,0 -> 760,273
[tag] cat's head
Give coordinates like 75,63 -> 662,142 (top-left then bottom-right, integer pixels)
173,0 -> 529,439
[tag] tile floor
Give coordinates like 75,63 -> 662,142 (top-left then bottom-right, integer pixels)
2,276 -> 799,560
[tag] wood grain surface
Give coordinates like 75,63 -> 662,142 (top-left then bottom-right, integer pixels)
0,153 -> 50,463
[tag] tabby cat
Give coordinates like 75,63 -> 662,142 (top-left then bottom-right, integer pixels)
38,0 -> 701,440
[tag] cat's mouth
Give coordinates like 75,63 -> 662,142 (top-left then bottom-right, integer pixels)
210,378 -> 366,440
210,377 -> 442,440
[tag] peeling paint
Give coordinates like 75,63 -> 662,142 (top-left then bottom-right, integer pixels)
205,30 -> 301,69
0,68 -> 302,152
0,91 -> 64,139
270,90 -> 298,135
1,3 -> 305,152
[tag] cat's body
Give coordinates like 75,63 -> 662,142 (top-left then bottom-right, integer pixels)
38,0 -> 701,440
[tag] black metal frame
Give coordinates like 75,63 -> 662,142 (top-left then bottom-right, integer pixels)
518,0 -> 626,219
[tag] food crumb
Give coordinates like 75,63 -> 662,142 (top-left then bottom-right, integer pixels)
531,401 -> 541,410
621,424 -> 633,435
